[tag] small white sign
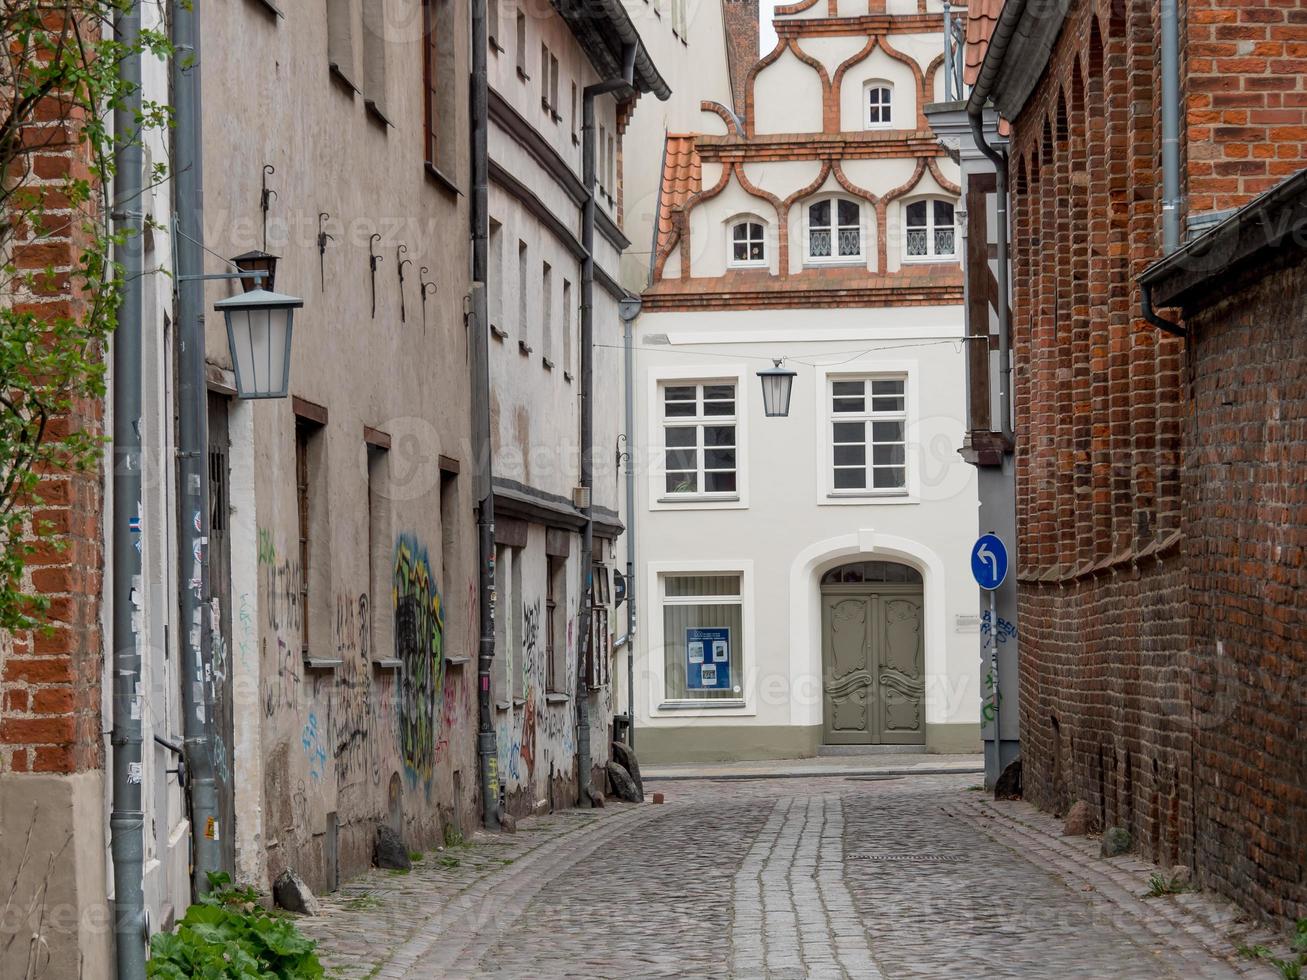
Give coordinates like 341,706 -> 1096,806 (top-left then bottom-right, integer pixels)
955,614 -> 981,634
712,640 -> 728,663
688,641 -> 704,664
700,664 -> 717,685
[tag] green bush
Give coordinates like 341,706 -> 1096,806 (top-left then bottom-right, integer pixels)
147,873 -> 324,979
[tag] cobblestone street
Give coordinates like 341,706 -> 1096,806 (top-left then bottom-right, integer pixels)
301,771 -> 1286,979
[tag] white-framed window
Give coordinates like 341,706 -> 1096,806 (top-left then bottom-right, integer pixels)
904,198 -> 957,261
661,573 -> 743,702
493,543 -> 524,703
661,381 -> 737,497
727,217 -> 766,267
865,81 -> 892,128
830,376 -> 907,493
807,197 -> 862,263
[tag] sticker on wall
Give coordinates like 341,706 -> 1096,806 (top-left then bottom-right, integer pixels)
205,816 -> 219,841
686,627 -> 730,690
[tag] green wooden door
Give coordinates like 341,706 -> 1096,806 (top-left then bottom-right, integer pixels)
821,587 -> 924,745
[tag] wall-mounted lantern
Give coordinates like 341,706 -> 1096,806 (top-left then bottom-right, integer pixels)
215,286 -> 304,399
231,249 -> 279,292
757,359 -> 797,418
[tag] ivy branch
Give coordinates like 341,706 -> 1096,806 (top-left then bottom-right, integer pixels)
0,0 -> 172,632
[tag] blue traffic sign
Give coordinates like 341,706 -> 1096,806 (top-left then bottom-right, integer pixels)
971,533 -> 1009,591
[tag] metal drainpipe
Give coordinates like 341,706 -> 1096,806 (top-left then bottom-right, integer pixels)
1161,0 -> 1182,254
172,0 -> 222,891
470,0 -> 500,831
620,301 -> 639,748
968,109 -> 1012,442
578,44 -> 636,805
110,0 -> 147,972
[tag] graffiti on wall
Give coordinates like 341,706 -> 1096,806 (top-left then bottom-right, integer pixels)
333,593 -> 375,784
497,585 -> 579,797
394,534 -> 444,780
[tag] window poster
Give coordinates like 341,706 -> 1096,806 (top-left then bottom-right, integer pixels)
686,627 -> 731,690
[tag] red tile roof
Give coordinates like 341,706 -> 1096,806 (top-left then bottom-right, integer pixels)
656,134 -> 702,258
964,0 -> 1005,87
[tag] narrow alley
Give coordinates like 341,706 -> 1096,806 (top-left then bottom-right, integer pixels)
301,767 -> 1277,979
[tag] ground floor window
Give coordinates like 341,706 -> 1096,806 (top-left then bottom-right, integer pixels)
662,573 -> 742,702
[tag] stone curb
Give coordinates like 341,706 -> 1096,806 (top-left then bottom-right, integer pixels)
948,796 -> 1283,979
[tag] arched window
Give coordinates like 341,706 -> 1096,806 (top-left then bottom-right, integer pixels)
728,217 -> 767,266
807,197 -> 862,262
904,198 -> 957,260
865,81 -> 893,128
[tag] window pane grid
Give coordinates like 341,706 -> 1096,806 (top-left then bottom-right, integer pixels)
829,378 -> 907,493
662,383 -> 738,497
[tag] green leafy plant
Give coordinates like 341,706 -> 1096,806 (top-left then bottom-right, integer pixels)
147,872 -> 325,979
1143,871 -> 1189,898
0,0 -> 171,632
1236,920 -> 1307,980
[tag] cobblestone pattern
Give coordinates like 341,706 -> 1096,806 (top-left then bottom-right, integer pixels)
732,795 -> 881,979
303,775 -> 1283,978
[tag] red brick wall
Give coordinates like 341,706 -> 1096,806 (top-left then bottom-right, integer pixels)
1186,0 -> 1307,211
721,0 -> 759,121
1184,258 -> 1307,922
1003,0 -> 1307,923
0,92 -> 105,778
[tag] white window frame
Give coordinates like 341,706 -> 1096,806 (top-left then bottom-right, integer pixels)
815,363 -> 921,504
647,365 -> 748,511
804,195 -> 864,265
864,80 -> 893,129
827,375 -> 908,497
725,214 -> 768,268
659,380 -> 739,499
647,559 -> 755,716
901,196 -> 958,263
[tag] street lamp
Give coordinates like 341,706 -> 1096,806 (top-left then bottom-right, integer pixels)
757,359 -> 797,418
215,287 -> 304,399
231,249 -> 279,292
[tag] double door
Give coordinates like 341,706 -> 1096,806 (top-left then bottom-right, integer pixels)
821,588 -> 924,745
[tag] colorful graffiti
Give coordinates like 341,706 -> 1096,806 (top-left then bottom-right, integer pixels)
394,534 -> 444,780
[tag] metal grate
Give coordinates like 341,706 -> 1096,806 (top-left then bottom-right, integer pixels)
848,853 -> 964,863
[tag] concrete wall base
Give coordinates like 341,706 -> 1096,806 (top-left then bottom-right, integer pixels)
0,771 -> 112,980
637,723 -> 981,764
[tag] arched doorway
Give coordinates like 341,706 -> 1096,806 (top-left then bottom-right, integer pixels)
820,560 -> 925,746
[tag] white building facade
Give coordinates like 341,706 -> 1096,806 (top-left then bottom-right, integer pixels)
629,0 -> 982,762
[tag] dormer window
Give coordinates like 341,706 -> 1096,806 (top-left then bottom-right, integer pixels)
865,82 -> 892,129
807,197 -> 862,263
904,198 -> 957,261
728,218 -> 767,267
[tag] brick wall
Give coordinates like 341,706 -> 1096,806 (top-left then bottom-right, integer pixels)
1186,0 -> 1307,212
1184,258 -> 1307,922
721,0 -> 759,121
1002,0 -> 1307,924
0,89 -> 105,778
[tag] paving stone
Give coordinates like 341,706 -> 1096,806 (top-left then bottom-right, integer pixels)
302,774 -> 1271,978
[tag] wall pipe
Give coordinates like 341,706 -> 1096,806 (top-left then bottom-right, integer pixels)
109,0 -> 147,972
578,44 -> 636,805
967,110 -> 1012,442
470,0 -> 501,830
620,299 -> 639,748
1160,0 -> 1182,254
172,0 -> 223,892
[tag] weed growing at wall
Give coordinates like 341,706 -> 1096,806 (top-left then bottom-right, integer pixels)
146,872 -> 325,979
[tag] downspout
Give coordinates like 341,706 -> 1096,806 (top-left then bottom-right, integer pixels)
968,110 -> 1012,442
470,0 -> 501,830
172,0 -> 222,891
620,299 -> 639,748
578,42 -> 636,805
1160,0 -> 1182,254
110,0 -> 147,972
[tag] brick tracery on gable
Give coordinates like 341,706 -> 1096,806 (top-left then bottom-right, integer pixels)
646,5 -> 962,309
